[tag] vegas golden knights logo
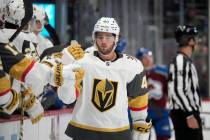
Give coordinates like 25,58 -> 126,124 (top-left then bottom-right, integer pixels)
92,78 -> 118,112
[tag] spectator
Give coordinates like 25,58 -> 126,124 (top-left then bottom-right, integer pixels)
30,5 -> 54,56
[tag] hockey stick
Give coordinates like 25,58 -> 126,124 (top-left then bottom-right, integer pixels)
8,0 -> 33,42
19,84 -> 25,140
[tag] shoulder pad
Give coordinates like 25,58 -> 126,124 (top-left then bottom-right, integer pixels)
122,54 -> 144,74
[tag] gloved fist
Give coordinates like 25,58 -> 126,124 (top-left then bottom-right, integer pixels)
57,63 -> 82,104
132,120 -> 152,140
67,41 -> 84,60
62,63 -> 82,80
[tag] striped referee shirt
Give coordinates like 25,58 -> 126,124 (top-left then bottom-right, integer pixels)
168,52 -> 201,113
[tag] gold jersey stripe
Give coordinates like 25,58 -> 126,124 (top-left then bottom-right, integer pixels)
0,76 -> 11,95
128,93 -> 148,108
54,63 -> 63,86
69,121 -> 129,132
9,58 -> 34,81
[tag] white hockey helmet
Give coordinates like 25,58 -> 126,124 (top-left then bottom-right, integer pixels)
3,0 -> 25,26
0,0 -> 6,22
92,17 -> 120,45
31,5 -> 46,32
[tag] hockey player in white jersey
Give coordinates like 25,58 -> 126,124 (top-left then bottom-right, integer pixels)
64,17 -> 152,140
30,5 -> 54,56
0,0 -> 81,123
0,0 -> 84,104
0,0 -> 39,59
0,0 -> 44,123
0,40 -> 83,115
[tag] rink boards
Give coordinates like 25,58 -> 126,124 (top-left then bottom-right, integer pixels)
0,101 -> 210,140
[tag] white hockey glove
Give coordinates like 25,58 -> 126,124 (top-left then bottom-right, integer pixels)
22,87 -> 44,124
132,120 -> 152,140
41,55 -> 64,87
57,63 -> 84,104
49,62 -> 82,87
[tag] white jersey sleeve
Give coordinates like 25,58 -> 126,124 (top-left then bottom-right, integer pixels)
36,34 -> 54,56
0,29 -> 39,59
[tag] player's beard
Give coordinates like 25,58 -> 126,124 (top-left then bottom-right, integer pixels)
97,43 -> 115,56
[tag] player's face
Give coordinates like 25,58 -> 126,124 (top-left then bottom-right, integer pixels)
141,55 -> 154,69
95,32 -> 116,55
188,37 -> 197,51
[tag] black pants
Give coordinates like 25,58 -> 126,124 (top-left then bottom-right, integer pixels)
170,110 -> 203,140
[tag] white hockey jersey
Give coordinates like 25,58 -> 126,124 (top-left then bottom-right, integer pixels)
0,29 -> 39,59
67,51 -> 148,133
35,33 -> 53,56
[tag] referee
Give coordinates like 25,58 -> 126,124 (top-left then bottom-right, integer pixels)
168,25 -> 203,140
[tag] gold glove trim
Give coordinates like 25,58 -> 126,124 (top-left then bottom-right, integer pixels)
133,121 -> 152,133
23,94 -> 36,111
41,60 -> 54,68
22,87 -> 32,96
53,52 -> 63,58
54,63 -> 63,86
31,113 -> 44,124
67,44 -> 84,60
